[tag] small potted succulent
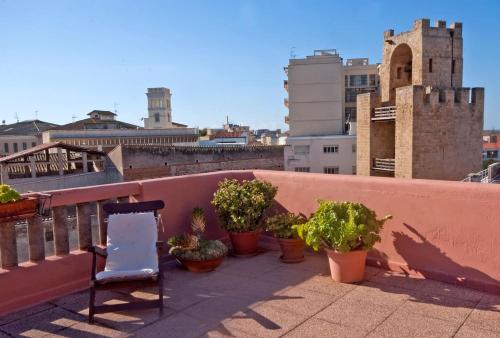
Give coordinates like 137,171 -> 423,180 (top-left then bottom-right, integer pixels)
295,201 -> 391,283
168,207 -> 228,272
0,184 -> 38,220
266,212 -> 307,263
211,179 -> 277,256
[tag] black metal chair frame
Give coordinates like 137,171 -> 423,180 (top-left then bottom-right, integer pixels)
88,200 -> 165,324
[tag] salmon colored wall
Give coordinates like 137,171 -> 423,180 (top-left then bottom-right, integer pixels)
2,170 -> 500,316
253,170 -> 500,294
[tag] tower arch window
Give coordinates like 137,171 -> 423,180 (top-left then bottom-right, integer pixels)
429,58 -> 433,73
155,112 -> 160,122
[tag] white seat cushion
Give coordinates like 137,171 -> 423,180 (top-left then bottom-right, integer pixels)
99,212 -> 158,283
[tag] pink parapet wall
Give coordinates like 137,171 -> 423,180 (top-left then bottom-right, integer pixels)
253,170 -> 500,294
1,169 -> 500,316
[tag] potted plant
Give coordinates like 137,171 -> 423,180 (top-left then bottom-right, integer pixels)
0,185 -> 38,220
295,201 -> 391,283
266,212 -> 307,263
212,179 -> 277,256
168,207 -> 228,272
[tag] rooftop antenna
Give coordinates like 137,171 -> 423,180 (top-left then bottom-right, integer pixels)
14,112 -> 19,123
113,102 -> 119,115
290,46 -> 296,59
34,110 -> 38,120
71,115 -> 78,122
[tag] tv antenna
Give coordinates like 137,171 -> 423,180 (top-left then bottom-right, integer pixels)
14,112 -> 19,123
34,110 -> 38,119
114,102 -> 119,115
290,46 -> 296,59
71,115 -> 78,122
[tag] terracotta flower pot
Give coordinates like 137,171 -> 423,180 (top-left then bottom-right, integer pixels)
229,230 -> 261,256
278,238 -> 305,263
0,197 -> 38,221
325,248 -> 367,283
177,256 -> 225,273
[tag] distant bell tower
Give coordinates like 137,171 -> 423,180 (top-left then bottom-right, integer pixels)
144,87 -> 172,129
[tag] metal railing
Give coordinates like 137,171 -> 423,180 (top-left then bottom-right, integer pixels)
372,106 -> 396,121
373,158 -> 395,172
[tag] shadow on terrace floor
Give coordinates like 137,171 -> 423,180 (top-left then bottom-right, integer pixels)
1,246 -> 500,337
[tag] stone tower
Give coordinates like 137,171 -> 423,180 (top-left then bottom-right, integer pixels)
144,87 -> 172,129
357,19 -> 484,180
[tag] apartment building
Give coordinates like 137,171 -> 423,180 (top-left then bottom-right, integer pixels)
283,49 -> 379,174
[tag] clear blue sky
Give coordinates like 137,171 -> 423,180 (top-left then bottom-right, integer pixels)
0,0 -> 498,130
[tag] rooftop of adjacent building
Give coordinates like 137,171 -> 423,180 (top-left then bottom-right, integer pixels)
0,120 -> 59,136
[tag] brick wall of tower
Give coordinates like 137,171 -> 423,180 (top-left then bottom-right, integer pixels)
395,86 -> 484,180
356,92 -> 378,176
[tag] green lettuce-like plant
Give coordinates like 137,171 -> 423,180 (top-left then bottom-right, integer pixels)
265,212 -> 307,239
168,207 -> 228,261
211,179 -> 278,233
295,201 -> 391,253
0,185 -> 21,204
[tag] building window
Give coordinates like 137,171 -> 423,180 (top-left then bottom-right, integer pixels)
323,145 -> 339,153
345,75 -> 348,87
429,58 -> 433,73
491,135 -> 498,143
369,74 -> 376,86
352,144 -> 356,153
349,75 -> 368,87
13,143 -> 18,152
32,142 -> 36,147
345,107 -> 357,120
3,143 -> 8,153
154,112 -> 160,122
324,167 -> 339,174
294,145 -> 310,155
345,88 -> 376,103
294,167 -> 310,173
452,59 -> 456,74
352,166 -> 357,174
22,142 -> 27,150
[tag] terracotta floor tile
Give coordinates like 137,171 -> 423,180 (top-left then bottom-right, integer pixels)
251,286 -> 338,316
0,302 -> 56,326
341,282 -> 410,309
464,299 -> 500,333
314,297 -> 394,331
397,295 -> 476,324
419,279 -> 485,302
294,274 -> 356,297
367,311 -> 460,338
454,325 -> 500,338
1,307 -> 86,337
135,312 -> 211,338
284,318 -> 368,338
366,270 -> 427,292
221,304 -> 308,338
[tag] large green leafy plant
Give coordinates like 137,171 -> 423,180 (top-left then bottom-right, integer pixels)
0,185 -> 21,204
211,179 -> 278,233
266,212 -> 307,239
168,207 -> 228,261
295,201 -> 391,253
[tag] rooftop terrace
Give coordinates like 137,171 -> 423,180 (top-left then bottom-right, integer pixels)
0,170 -> 499,336
2,250 -> 500,337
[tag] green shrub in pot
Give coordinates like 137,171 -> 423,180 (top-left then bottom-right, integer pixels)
211,179 -> 277,232
295,200 -> 391,282
266,212 -> 308,263
211,178 -> 277,255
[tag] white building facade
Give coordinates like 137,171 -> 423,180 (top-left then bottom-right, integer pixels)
284,50 -> 378,174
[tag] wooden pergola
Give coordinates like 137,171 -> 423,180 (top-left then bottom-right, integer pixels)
0,142 -> 105,183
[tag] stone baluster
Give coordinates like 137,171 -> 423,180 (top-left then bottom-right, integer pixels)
96,200 -> 108,246
0,221 -> 18,268
52,206 -> 69,255
27,215 -> 45,262
76,203 -> 92,250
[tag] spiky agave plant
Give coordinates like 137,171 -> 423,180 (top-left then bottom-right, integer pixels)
191,207 -> 206,238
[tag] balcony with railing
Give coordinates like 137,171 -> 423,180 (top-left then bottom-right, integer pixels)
372,106 -> 396,121
1,171 -> 500,336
